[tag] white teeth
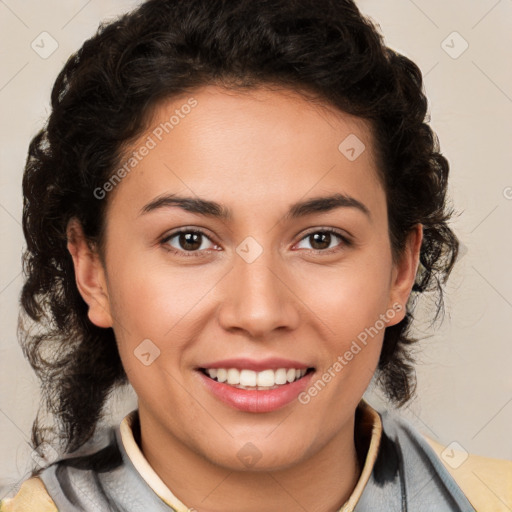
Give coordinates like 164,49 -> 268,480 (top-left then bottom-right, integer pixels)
256,369 -> 274,387
204,367 -> 309,388
240,369 -> 257,387
227,368 -> 240,385
275,368 -> 288,384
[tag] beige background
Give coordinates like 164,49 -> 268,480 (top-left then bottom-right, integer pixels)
1,0 -> 511,497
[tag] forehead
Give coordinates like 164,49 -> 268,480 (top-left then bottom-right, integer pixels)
107,84 -> 385,222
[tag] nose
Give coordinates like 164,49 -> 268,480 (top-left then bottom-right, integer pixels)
216,245 -> 301,339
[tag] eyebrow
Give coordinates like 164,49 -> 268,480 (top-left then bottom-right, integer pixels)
139,192 -> 371,221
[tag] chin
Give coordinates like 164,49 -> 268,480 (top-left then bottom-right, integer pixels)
201,437 -> 312,473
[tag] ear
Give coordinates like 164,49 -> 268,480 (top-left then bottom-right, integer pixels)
386,223 -> 423,326
66,218 -> 113,328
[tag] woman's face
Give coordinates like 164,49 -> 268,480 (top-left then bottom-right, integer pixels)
70,85 -> 420,472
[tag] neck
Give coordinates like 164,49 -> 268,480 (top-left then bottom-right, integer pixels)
137,411 -> 363,512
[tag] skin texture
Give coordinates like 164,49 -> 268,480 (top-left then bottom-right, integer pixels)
67,85 -> 422,512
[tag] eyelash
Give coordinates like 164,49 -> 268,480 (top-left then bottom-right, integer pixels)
160,227 -> 351,258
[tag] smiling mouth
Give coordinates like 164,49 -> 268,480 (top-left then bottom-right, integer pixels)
198,367 -> 315,391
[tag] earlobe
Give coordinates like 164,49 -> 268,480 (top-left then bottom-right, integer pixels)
66,218 -> 113,328
387,224 -> 423,325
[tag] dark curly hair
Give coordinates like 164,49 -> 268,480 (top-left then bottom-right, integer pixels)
20,0 -> 458,472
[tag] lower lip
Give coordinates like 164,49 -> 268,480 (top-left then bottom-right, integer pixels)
197,370 -> 315,413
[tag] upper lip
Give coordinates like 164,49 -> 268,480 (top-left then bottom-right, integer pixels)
198,358 -> 314,372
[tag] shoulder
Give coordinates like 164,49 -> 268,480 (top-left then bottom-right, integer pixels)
0,427 -> 124,512
425,436 -> 512,512
0,477 -> 57,512
378,408 -> 511,511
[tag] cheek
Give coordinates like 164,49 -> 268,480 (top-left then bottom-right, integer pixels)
105,257 -> 219,387
306,255 -> 393,330
108,255 -> 207,333
298,269 -> 390,419
300,248 -> 393,381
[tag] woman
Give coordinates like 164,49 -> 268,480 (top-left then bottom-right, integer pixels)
1,0 -> 510,510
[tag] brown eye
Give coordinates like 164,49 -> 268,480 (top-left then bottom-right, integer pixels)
295,229 -> 349,254
177,232 -> 203,251
162,229 -> 217,257
309,232 -> 334,250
